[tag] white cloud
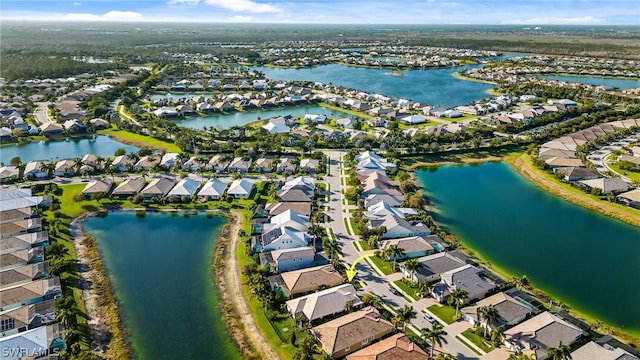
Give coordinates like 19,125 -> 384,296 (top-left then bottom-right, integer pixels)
204,0 -> 282,13
229,15 -> 254,22
73,2 -> 82,6
166,0 -> 201,5
103,11 -> 143,20
503,15 -> 605,25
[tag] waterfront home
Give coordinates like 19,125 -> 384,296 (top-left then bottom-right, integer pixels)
228,157 -> 252,173
299,159 -> 320,173
265,209 -> 311,232
538,148 -> 576,160
618,155 -> 640,168
62,119 -> 85,133
0,323 -> 65,358
312,306 -> 394,359
0,189 -> 51,212
364,201 -> 417,220
0,206 -> 35,225
197,178 -> 227,200
433,264 -> 496,304
545,156 -> 584,168
0,231 -> 48,250
0,277 -> 61,311
227,178 -> 254,199
361,177 -> 402,198
286,284 -> 362,322
504,311 -> 584,359
616,188 -> 640,210
54,159 -> 75,177
400,114 -> 426,125
0,218 -> 43,239
571,339 -> 639,360
111,177 -> 146,198
403,252 -> 468,283
265,202 -> 312,218
81,154 -> 99,169
24,161 -> 48,179
0,166 -> 19,183
282,176 -> 315,192
364,194 -> 404,208
139,178 -> 175,200
0,245 -> 44,269
355,151 -> 396,172
461,292 -> 535,331
0,299 -> 56,335
579,177 -> 630,194
263,121 -> 290,134
89,118 -> 110,129
153,107 -> 179,118
269,264 -> 343,298
39,122 -> 64,135
336,117 -> 357,129
260,246 -> 328,273
208,154 -> 230,173
112,155 -> 134,172
160,153 -> 180,169
381,236 -> 433,260
555,166 -> 602,181
133,155 -> 160,171
0,262 -> 49,289
81,178 -> 114,198
277,188 -> 314,203
345,333 -> 427,360
374,215 -> 430,239
259,226 -> 310,252
167,178 -> 201,200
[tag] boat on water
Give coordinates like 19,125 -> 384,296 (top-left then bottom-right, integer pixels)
385,70 -> 405,76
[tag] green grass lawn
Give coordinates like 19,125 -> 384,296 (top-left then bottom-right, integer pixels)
98,128 -> 181,152
369,256 -> 394,275
608,162 -> 640,183
348,217 -> 361,235
343,218 -> 353,236
427,304 -> 458,324
460,328 -> 494,353
358,240 -> 372,251
393,280 -> 422,301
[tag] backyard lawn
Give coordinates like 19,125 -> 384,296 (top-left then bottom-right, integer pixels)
460,328 -> 494,353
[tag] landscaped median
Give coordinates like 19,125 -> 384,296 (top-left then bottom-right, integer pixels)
459,328 -> 494,353
426,304 -> 458,324
393,280 -> 422,302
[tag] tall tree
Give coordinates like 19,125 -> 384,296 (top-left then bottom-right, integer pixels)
479,305 -> 499,337
404,258 -> 419,283
420,322 -> 448,359
547,341 -> 572,360
448,288 -> 468,318
385,244 -> 405,272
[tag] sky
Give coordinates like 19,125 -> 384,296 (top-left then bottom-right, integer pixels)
1,0 -> 639,25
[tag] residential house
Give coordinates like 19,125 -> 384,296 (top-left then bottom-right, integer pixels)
167,178 -> 201,200
111,177 -> 146,198
160,153 -> 180,169
259,226 -> 310,252
265,202 -> 312,218
0,299 -> 56,335
400,114 -> 426,125
0,323 -> 66,358
53,159 -> 75,177
227,178 -> 254,199
197,179 -> 227,200
365,201 -> 417,220
381,236 -> 433,261
286,284 -> 362,322
81,154 -> 100,169
277,188 -> 314,203
24,161 -> 48,179
364,194 -> 404,208
81,178 -> 114,198
254,157 -> 275,173
139,178 -> 175,200
355,151 -> 396,172
228,157 -> 252,173
631,146 -> 640,157
374,215 -> 430,239
555,167 -> 601,181
571,340 -> 639,360
260,246 -> 329,273
39,122 -> 64,135
300,159 -> 320,173
208,154 -> 230,173
112,155 -> 134,172
0,166 -> 19,183
345,333 -> 427,360
403,252 -> 467,283
617,188 -> 640,210
1,262 -> 49,289
269,264 -> 343,298
0,277 -> 61,311
133,155 -> 161,172
432,264 -> 496,304
336,117 -> 357,129
277,158 -> 297,174
504,312 -> 584,360
461,292 -> 535,331
312,307 -> 394,359
263,121 -> 290,134
265,209 -> 311,232
0,246 -> 44,268
579,177 -> 630,194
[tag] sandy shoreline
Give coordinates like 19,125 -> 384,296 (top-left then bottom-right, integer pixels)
214,210 -> 280,360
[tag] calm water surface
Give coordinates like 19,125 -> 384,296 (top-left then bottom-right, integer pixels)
540,75 -> 640,90
0,136 -> 137,164
416,162 -> 640,333
174,105 -> 355,130
84,212 -> 241,360
253,64 -> 494,107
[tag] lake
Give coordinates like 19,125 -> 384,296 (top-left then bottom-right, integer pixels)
83,211 -> 241,360
253,64 -> 495,107
416,162 -> 640,334
175,105 -> 355,130
540,75 -> 640,90
0,136 -> 137,164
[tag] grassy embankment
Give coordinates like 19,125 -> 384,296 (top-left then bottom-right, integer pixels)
98,128 -> 181,153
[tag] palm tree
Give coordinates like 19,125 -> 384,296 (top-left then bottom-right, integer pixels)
479,305 -> 499,337
39,161 -> 55,179
447,288 -> 468,318
420,322 -> 448,359
547,341 -> 572,360
95,155 -> 105,170
404,258 -> 419,283
344,300 -> 355,313
73,157 -> 84,175
396,305 -> 417,330
367,234 -> 379,250
323,238 -> 344,260
15,161 -> 26,181
507,354 -> 534,360
434,354 -> 456,360
385,244 -> 405,272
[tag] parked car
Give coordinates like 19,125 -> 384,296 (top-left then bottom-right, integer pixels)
423,313 -> 436,324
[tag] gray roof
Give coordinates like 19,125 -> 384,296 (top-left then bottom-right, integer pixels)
415,252 -> 466,279
441,265 -> 496,301
140,178 -> 175,197
462,292 -> 534,327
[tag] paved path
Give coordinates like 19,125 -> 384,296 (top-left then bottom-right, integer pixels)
34,102 -> 53,125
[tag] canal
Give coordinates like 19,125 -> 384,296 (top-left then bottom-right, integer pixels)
83,211 -> 241,360
416,162 -> 640,335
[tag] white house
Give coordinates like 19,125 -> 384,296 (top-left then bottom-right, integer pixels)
167,178 -> 201,199
197,178 -> 227,200
160,153 -> 180,169
24,161 -> 48,179
400,114 -> 426,125
286,284 -> 362,322
263,121 -> 290,134
266,209 -> 311,232
378,215 -> 430,239
227,178 -> 254,198
260,226 -> 310,252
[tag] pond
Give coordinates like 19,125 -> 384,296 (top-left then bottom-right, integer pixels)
83,211 -> 241,360
416,162 -> 640,335
0,136 -> 138,164
540,75 -> 639,90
